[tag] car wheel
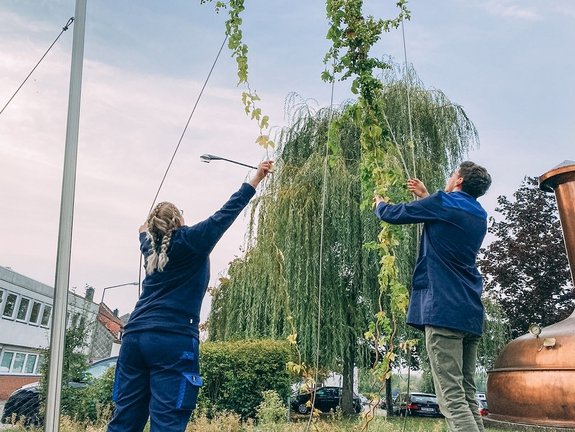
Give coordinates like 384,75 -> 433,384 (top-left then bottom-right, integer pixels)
297,403 -> 309,414
2,391 -> 39,426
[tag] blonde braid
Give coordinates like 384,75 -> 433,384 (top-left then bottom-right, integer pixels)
144,202 -> 183,275
157,231 -> 172,272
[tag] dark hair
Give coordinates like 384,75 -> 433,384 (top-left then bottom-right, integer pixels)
458,161 -> 491,198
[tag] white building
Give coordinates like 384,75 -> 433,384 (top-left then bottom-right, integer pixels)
0,266 -> 100,399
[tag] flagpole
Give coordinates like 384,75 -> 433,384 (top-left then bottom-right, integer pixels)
45,0 -> 87,430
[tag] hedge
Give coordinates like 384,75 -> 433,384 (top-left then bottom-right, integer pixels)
198,339 -> 292,419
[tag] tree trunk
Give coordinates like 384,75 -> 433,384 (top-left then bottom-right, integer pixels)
385,376 -> 395,416
341,330 -> 356,414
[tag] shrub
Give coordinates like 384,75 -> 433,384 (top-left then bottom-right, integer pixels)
60,366 -> 115,424
198,339 -> 292,419
256,390 -> 287,425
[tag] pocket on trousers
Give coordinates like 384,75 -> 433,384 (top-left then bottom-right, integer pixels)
176,372 -> 203,410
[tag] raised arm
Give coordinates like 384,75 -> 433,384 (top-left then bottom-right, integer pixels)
374,192 -> 442,225
188,160 -> 273,254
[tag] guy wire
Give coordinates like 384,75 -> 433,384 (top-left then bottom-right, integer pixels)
138,35 -> 228,294
400,18 -> 417,432
305,62 -> 337,432
401,18 -> 416,180
148,35 -> 228,212
0,17 -> 74,118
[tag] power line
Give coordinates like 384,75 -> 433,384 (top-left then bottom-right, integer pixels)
138,34 -> 229,294
0,17 -> 74,118
148,34 -> 228,212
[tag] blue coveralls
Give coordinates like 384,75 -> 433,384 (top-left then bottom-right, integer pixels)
108,183 -> 256,432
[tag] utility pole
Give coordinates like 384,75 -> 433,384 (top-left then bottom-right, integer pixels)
45,1 -> 87,431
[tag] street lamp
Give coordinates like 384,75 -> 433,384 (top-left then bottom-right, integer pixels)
100,282 -> 139,304
200,153 -> 259,170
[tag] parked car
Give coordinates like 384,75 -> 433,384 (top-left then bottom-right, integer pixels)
393,392 -> 443,418
477,398 -> 489,416
378,393 -> 399,410
1,356 -> 118,426
290,386 -> 362,414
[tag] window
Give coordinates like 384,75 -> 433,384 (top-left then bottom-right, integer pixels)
36,355 -> 45,374
24,354 -> 38,374
40,305 -> 52,327
17,297 -> 31,321
29,301 -> 42,324
0,289 -> 4,305
2,293 -> 17,319
0,351 -> 41,375
0,352 -> 14,373
11,353 -> 26,373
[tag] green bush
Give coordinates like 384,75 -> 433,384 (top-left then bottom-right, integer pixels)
60,366 -> 115,424
256,390 -> 287,425
37,338 -> 291,426
198,339 -> 292,419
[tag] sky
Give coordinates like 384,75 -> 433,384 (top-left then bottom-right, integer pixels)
1,0 -> 574,324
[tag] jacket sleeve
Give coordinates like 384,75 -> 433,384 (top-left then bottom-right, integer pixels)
375,192 -> 443,225
184,182 -> 256,255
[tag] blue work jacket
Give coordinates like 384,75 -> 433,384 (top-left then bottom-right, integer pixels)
375,191 -> 487,336
125,183 -> 256,339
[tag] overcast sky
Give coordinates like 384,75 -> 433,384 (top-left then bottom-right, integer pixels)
1,0 -> 573,323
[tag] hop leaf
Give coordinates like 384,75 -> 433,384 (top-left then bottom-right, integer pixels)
255,134 -> 270,148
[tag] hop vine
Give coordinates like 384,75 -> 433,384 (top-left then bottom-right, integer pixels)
203,0 -> 275,149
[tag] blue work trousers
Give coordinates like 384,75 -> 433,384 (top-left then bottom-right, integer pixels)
107,331 -> 202,432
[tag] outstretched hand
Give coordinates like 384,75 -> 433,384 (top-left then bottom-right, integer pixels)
249,160 -> 274,188
407,178 -> 429,198
373,194 -> 387,207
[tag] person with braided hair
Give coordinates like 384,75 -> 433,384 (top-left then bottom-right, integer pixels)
108,160 -> 273,432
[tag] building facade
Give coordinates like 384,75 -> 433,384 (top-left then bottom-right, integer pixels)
0,266 -> 116,399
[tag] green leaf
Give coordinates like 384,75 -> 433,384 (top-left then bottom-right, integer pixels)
251,107 -> 262,121
255,134 -> 269,148
259,115 -> 269,130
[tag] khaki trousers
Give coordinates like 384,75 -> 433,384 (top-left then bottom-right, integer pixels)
425,326 -> 484,432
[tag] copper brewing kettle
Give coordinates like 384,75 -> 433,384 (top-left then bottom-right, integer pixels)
487,161 -> 575,428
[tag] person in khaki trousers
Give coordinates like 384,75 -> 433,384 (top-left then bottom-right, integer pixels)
374,161 -> 491,432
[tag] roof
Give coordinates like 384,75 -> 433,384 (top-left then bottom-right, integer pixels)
97,303 -> 124,341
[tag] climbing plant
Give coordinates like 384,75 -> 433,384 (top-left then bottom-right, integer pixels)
202,0 -> 274,149
204,0 -> 480,423
208,64 -> 479,412
208,101 -> 382,410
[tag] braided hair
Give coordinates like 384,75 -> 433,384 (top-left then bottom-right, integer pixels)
144,202 -> 184,275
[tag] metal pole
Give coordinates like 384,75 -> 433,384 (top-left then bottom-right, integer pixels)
45,0 -> 87,431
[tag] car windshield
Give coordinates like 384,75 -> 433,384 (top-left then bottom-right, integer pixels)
86,358 -> 117,380
411,395 -> 437,404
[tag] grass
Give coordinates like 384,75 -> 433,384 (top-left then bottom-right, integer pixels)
2,413 -> 508,432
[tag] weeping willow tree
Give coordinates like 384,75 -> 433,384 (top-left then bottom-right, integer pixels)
209,103 -> 375,365
209,66 -> 479,409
